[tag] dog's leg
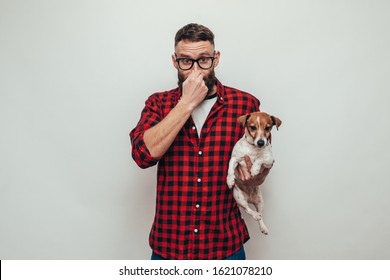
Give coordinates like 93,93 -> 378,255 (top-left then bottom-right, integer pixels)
254,190 -> 269,235
250,158 -> 263,177
227,158 -> 239,189
233,187 -> 262,220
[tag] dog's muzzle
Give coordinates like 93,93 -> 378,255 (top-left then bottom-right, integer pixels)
256,139 -> 265,148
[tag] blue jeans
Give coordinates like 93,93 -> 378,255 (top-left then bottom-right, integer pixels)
151,246 -> 246,260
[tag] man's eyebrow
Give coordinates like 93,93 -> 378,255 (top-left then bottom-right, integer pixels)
177,53 -> 192,58
177,52 -> 214,58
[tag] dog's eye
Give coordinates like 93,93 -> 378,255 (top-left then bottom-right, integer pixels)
249,125 -> 257,131
265,126 -> 271,132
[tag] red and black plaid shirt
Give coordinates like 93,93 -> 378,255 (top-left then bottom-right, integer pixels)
130,80 -> 260,259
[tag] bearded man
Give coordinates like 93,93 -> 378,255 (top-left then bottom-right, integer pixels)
130,23 -> 270,260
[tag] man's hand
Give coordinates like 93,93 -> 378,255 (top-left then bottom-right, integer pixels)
180,70 -> 208,110
143,70 -> 207,159
234,155 -> 272,187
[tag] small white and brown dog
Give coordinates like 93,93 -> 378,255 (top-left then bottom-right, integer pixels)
227,112 -> 282,235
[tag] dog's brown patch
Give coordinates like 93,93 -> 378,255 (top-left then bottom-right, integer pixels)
238,112 -> 282,142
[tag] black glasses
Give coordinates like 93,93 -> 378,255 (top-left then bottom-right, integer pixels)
175,53 -> 216,70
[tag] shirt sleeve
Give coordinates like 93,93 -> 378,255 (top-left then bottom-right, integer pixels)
253,96 -> 261,112
129,94 -> 161,169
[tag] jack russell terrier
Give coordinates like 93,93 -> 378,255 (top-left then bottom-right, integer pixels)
227,112 -> 282,235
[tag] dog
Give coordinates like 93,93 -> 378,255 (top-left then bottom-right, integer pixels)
227,112 -> 282,235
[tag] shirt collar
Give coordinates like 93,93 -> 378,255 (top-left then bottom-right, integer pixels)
215,79 -> 225,104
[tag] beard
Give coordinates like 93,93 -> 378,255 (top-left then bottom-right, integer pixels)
178,69 -> 217,97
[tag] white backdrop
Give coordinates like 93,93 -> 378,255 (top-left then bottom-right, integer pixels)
1,0 -> 390,260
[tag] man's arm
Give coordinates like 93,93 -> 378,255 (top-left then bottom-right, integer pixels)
144,70 -> 207,158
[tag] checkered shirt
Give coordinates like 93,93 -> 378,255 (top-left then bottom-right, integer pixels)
130,80 -> 261,259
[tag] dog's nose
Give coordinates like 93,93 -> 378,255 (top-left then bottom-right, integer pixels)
257,139 -> 265,148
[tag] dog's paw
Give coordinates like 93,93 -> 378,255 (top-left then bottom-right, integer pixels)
261,227 -> 269,235
250,165 -> 261,177
253,213 -> 262,221
259,220 -> 269,235
226,175 -> 235,189
245,209 -> 262,221
260,226 -> 269,235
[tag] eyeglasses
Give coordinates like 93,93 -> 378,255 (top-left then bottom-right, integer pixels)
175,53 -> 216,70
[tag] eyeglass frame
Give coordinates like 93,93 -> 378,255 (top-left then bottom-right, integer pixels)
174,51 -> 216,70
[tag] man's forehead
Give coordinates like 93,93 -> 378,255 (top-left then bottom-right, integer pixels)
175,40 -> 214,56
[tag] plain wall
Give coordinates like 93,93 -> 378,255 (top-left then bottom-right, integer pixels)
1,0 -> 390,259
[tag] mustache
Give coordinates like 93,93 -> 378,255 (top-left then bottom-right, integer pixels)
178,70 -> 217,96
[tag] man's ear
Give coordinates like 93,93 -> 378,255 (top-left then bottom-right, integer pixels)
213,50 -> 221,68
172,54 -> 178,70
238,114 -> 250,127
271,116 -> 282,130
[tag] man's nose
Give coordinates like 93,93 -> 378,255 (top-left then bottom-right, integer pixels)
193,61 -> 200,71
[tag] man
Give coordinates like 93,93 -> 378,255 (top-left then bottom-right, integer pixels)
130,23 -> 270,260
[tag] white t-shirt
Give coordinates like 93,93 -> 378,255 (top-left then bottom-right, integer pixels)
191,96 -> 217,138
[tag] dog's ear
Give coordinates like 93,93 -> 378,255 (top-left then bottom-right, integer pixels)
271,116 -> 282,130
238,114 -> 251,127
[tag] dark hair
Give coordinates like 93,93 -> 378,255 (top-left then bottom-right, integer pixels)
175,23 -> 215,47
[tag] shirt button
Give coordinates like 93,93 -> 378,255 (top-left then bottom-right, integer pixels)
194,229 -> 198,233
197,178 -> 202,183
198,151 -> 202,156
192,126 -> 196,130
196,204 -> 200,208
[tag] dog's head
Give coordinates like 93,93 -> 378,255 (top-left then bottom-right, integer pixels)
238,112 -> 282,148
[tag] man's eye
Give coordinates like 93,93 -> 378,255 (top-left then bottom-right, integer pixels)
199,57 -> 208,62
182,59 -> 192,64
